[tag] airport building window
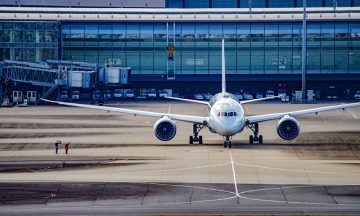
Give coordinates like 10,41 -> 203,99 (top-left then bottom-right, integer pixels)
56,21 -> 360,75
167,0 -> 184,8
184,0 -> 209,8
268,0 -> 294,8
250,0 -> 266,8
212,0 -> 237,8
325,0 -> 351,7
0,21 -> 58,62
297,0 -> 322,7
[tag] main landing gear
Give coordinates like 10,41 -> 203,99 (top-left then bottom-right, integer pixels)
248,123 -> 263,144
189,124 -> 205,144
223,136 -> 232,148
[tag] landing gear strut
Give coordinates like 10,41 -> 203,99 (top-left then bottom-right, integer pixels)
248,123 -> 263,144
189,124 -> 204,145
223,136 -> 232,148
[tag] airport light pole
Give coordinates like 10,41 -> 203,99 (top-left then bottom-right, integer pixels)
301,0 -> 307,101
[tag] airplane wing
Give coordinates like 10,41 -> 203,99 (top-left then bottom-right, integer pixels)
41,99 -> 208,125
165,96 -> 210,106
240,96 -> 280,104
246,102 -> 360,124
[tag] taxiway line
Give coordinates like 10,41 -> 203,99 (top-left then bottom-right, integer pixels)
233,161 -> 360,175
229,151 -> 239,197
349,109 -> 359,119
238,185 -> 360,206
167,104 -> 172,114
111,162 -> 231,174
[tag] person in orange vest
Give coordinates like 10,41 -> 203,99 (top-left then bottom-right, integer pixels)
65,142 -> 70,154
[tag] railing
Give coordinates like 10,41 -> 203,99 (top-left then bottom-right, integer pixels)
2,60 -> 60,87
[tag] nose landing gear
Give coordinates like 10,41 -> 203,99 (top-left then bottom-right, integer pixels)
189,124 -> 205,145
248,123 -> 263,144
223,136 -> 232,148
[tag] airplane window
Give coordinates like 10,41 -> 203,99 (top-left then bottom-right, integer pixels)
218,112 -> 239,117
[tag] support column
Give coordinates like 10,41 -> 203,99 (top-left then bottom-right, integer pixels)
10,29 -> 15,60
0,80 -> 3,103
36,30 -> 40,61
301,0 -> 307,101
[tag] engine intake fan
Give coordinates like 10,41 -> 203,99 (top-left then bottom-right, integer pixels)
277,115 -> 300,140
153,117 -> 177,141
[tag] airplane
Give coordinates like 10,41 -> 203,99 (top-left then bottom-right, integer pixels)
42,39 -> 360,148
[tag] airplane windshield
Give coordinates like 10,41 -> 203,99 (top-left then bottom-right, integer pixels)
209,93 -> 238,106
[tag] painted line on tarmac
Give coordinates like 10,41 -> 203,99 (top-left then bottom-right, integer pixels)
238,185 -> 359,206
167,104 -> 172,114
111,162 -> 231,174
349,109 -> 359,119
229,151 -> 239,197
96,195 -> 238,208
243,104 -> 251,115
233,161 -> 360,176
147,182 -> 237,196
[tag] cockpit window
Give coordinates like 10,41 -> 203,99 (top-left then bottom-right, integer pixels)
218,112 -> 238,117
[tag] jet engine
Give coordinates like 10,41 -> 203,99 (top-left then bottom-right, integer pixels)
153,117 -> 177,141
276,115 -> 300,140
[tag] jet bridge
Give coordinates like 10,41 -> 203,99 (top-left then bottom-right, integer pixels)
0,60 -> 97,105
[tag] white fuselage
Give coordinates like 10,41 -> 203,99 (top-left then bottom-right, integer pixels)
207,93 -> 246,136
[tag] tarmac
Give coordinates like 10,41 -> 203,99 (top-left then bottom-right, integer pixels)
0,101 -> 360,215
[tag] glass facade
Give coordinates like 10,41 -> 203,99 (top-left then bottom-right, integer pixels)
61,21 -> 360,75
0,21 -> 58,61
166,0 -> 360,8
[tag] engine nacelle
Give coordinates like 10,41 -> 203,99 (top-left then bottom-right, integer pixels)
277,115 -> 300,140
153,117 -> 177,141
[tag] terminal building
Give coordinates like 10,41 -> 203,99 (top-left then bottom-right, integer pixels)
0,0 -> 360,102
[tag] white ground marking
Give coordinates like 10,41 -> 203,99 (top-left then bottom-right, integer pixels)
167,104 -> 172,114
238,185 -> 360,206
233,161 -> 360,176
111,162 -> 231,174
348,109 -> 359,119
148,182 -> 237,196
229,151 -> 239,197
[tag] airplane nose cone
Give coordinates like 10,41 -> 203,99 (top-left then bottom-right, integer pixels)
216,119 -> 242,136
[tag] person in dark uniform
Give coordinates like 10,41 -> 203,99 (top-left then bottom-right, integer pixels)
55,140 -> 61,154
65,142 -> 70,154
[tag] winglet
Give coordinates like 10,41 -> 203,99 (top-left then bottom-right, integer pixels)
221,38 -> 226,94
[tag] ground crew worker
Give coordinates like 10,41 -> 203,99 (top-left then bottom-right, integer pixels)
55,140 -> 61,154
65,142 -> 70,154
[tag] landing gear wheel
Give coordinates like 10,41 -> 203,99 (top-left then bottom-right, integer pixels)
248,123 -> 264,144
223,136 -> 231,148
189,124 -> 205,145
189,136 -> 194,144
249,135 -> 254,144
259,135 -> 263,144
